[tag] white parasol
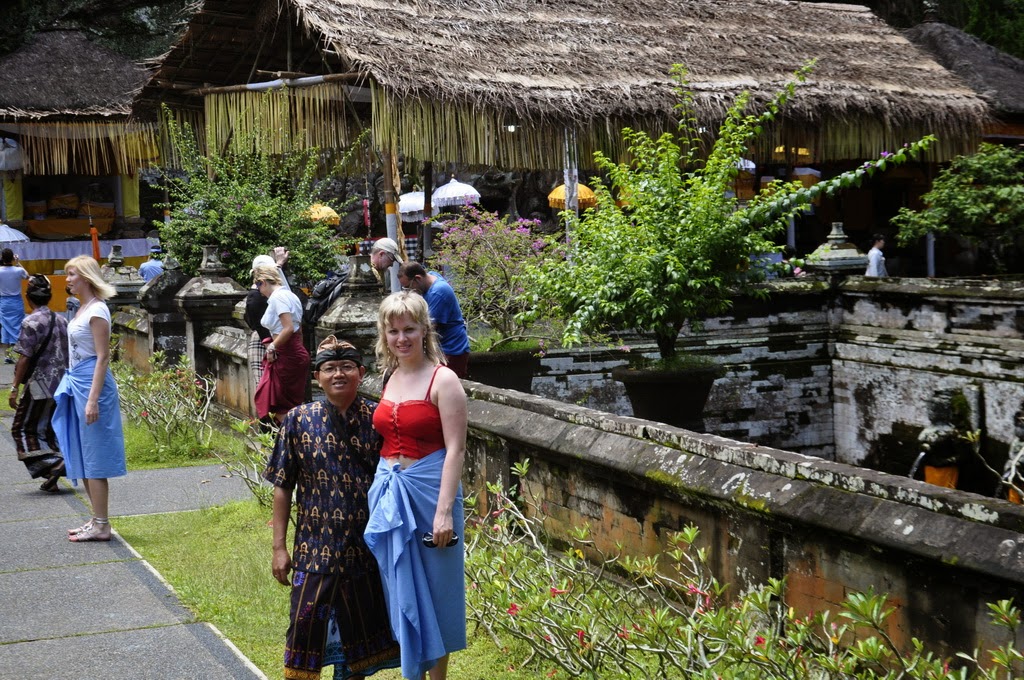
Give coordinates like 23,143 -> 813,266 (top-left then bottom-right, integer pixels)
0,223 -> 29,242
431,178 -> 481,209
398,191 -> 438,223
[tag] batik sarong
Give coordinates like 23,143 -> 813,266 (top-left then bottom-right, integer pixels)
364,449 -> 467,679
254,333 -> 310,419
284,570 -> 400,680
0,294 -> 25,344
52,357 -> 126,483
11,391 -> 62,478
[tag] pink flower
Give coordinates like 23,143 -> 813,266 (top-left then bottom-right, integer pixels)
550,587 -> 568,597
507,603 -> 521,616
576,630 -> 586,644
755,636 -> 766,646
141,410 -> 149,418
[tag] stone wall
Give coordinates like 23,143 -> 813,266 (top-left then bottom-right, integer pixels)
429,379 -> 1024,658
833,277 -> 1024,494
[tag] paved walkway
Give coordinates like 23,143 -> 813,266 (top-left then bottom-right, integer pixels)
0,363 -> 266,679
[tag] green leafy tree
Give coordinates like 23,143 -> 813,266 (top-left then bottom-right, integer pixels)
156,108 -> 351,285
893,143 -> 1024,273
521,65 -> 934,360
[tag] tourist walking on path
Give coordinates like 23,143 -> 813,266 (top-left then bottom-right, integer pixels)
252,263 -> 309,423
365,291 -> 468,680
397,262 -> 471,379
52,255 -> 126,542
865,234 -> 888,277
9,273 -> 68,491
265,336 -> 400,680
0,247 -> 29,361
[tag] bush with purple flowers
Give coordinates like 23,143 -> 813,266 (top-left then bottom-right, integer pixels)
431,206 -> 561,349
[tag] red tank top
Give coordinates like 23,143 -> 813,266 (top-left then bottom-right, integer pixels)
373,366 -> 446,460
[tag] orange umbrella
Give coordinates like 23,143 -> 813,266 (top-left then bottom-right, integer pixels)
548,183 -> 597,210
304,203 -> 341,226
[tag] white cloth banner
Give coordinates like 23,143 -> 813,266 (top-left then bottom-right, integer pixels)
0,238 -> 150,262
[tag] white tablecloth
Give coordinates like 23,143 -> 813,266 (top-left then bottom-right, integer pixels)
0,238 -> 150,261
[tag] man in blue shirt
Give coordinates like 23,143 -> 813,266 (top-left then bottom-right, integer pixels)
398,261 -> 471,378
138,246 -> 164,282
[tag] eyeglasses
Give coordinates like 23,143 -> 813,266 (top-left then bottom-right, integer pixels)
318,363 -> 361,376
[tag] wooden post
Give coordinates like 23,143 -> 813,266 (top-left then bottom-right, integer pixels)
382,148 -> 401,292
421,161 -> 434,260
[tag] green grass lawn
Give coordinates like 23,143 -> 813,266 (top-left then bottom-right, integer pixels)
116,499 -> 539,680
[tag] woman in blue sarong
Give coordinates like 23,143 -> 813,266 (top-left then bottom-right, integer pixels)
0,248 -> 29,361
365,291 -> 467,680
52,255 -> 126,542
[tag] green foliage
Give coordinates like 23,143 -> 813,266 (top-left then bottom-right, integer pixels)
466,461 -> 1024,679
156,107 -> 352,285
220,419 -> 278,508
893,143 -> 1024,272
114,352 -> 216,460
431,206 -> 561,348
521,64 -> 934,359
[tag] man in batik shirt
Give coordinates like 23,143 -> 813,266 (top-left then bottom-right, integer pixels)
264,336 -> 399,680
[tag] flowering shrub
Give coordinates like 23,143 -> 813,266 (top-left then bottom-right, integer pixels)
219,418 -> 277,507
431,206 -> 560,348
465,461 -> 1023,678
114,352 -> 215,459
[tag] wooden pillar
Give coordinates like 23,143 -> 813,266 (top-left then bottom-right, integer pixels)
382,148 -> 401,291
421,161 -> 434,260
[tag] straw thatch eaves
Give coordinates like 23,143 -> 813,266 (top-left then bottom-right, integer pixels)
138,0 -> 992,168
0,30 -> 151,120
0,30 -> 159,175
903,21 -> 1024,120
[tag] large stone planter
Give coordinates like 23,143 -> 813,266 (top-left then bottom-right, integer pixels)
611,360 -> 723,431
468,349 -> 541,393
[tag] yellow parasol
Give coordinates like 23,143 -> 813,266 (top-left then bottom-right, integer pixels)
548,183 -> 597,210
304,203 -> 341,226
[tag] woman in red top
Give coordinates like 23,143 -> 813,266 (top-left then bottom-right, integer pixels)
365,291 -> 467,680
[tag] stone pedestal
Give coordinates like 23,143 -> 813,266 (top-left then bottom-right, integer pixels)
140,255 -> 190,364
804,222 -> 868,280
174,246 -> 247,371
101,244 -> 145,308
315,255 -> 384,366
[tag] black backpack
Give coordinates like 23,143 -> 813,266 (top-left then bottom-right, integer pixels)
304,266 -> 350,326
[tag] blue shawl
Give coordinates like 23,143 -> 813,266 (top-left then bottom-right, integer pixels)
52,357 -> 126,484
364,449 -> 466,678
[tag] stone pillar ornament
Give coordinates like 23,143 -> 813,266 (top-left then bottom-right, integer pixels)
804,222 -> 868,276
199,245 -> 227,275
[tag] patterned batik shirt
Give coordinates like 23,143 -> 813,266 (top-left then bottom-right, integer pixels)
264,397 -> 382,575
13,306 -> 69,395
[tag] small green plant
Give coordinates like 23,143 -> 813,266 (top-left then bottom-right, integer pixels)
156,105 -> 354,284
465,460 -> 1023,678
521,64 -> 934,360
218,418 -> 278,507
894,142 -> 1024,273
114,352 -> 216,459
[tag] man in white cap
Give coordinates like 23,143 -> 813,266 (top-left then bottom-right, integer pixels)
369,237 -> 403,292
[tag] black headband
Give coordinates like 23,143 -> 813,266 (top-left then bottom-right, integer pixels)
313,346 -> 363,370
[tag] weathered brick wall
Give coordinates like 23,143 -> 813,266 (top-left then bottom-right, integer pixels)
833,278 -> 1024,493
430,379 -> 1024,658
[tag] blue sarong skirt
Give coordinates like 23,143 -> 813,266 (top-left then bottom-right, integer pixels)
364,449 -> 467,679
0,294 -> 25,344
52,357 -> 127,484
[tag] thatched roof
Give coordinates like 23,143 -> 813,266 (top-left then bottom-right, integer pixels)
139,0 -> 991,167
0,30 -> 151,120
903,21 -> 1024,119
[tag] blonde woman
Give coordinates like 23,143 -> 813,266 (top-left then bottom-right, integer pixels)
364,291 -> 467,680
52,255 -> 126,542
252,263 -> 309,422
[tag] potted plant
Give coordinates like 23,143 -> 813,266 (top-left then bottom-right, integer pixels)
521,65 -> 934,428
430,206 -> 560,391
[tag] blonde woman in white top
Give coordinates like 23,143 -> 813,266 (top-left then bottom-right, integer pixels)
52,255 -> 126,543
